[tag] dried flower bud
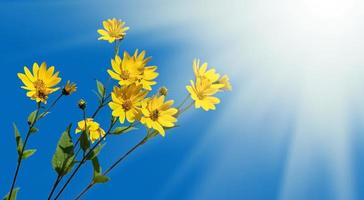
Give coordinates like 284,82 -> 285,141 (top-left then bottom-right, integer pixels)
158,87 -> 168,96
62,81 -> 77,95
78,99 -> 86,110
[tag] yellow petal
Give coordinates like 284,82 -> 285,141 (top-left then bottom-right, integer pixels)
24,67 -> 35,81
39,62 -> 47,80
107,69 -> 121,81
18,73 -> 33,87
152,122 -> 165,136
32,63 -> 39,78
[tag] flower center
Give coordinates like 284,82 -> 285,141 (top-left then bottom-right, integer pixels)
37,90 -> 48,100
110,31 -> 121,38
33,80 -> 48,100
34,80 -> 45,90
197,92 -> 204,100
120,70 -> 130,80
122,99 -> 132,111
150,110 -> 159,121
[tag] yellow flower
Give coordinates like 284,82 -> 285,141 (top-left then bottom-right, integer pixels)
62,80 -> 77,95
75,118 -> 105,143
186,59 -> 232,111
186,78 -> 221,111
109,84 -> 148,123
97,18 -> 129,43
107,50 -> 158,90
218,75 -> 232,91
134,50 -> 159,90
18,62 -> 61,103
193,59 -> 221,83
108,53 -> 135,86
141,95 -> 178,136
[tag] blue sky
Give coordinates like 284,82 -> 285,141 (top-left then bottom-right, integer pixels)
1,0 -> 364,200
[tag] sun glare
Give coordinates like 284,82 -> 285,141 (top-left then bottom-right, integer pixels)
106,0 -> 364,199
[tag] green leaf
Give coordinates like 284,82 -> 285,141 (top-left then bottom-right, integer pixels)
93,175 -> 110,183
38,111 -> 50,119
92,90 -> 103,104
3,187 -> 19,200
27,110 -> 37,125
91,157 -> 110,183
13,123 -> 23,155
91,157 -> 101,176
80,129 -> 90,151
146,130 -> 159,140
52,124 -> 75,176
21,149 -> 36,160
86,144 -> 105,160
96,80 -> 105,98
29,127 -> 38,135
111,126 -> 137,135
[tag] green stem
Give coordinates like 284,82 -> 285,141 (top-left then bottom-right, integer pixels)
47,175 -> 62,200
8,102 -> 41,199
178,101 -> 194,116
177,94 -> 190,109
38,94 -> 64,119
114,40 -> 120,55
91,94 -> 111,118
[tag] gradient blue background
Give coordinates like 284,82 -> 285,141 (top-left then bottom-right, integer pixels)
1,0 -> 364,200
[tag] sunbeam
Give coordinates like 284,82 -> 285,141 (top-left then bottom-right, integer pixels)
89,0 -> 364,199
3,0 -> 364,199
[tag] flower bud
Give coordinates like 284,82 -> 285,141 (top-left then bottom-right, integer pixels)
62,81 -> 77,95
78,99 -> 86,110
158,87 -> 168,96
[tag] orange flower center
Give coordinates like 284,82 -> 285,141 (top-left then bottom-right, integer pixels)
33,80 -> 48,100
122,99 -> 132,111
196,91 -> 204,100
110,31 -> 121,38
34,79 -> 46,90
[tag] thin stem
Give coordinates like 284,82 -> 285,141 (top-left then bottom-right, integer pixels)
114,40 -> 120,55
8,102 -> 41,199
47,175 -> 62,200
75,136 -> 148,200
91,94 -> 111,118
104,136 -> 147,175
73,109 -> 87,155
178,101 -> 194,116
53,120 -> 117,200
39,94 -> 64,119
177,94 -> 190,109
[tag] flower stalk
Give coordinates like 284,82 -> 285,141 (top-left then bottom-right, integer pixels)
8,102 -> 41,199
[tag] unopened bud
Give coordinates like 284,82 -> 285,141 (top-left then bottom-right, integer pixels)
78,99 -> 86,110
158,87 -> 168,96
